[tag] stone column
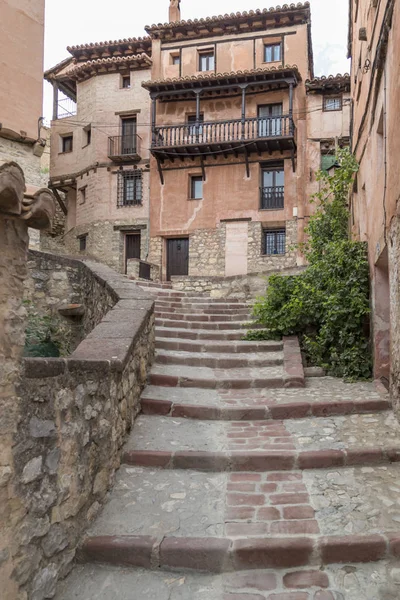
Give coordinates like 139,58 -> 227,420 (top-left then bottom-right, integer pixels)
0,161 -> 55,599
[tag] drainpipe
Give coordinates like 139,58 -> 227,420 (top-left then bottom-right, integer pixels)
382,62 -> 388,245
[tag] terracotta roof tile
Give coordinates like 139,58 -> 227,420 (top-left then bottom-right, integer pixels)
142,64 -> 301,92
145,2 -> 310,31
305,73 -> 350,91
67,36 -> 151,53
66,54 -> 152,80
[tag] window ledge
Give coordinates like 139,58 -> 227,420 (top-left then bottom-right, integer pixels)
188,197 -> 203,201
259,208 -> 285,212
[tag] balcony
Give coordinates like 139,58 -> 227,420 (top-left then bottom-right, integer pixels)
108,135 -> 142,162
151,115 -> 295,160
260,186 -> 284,210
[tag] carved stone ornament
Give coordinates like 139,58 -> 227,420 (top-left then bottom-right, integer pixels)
0,161 -> 56,230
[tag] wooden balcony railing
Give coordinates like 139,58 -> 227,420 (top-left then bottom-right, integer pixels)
260,186 -> 285,210
153,115 -> 294,148
108,135 -> 141,161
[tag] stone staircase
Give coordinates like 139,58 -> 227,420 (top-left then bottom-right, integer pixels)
55,284 -> 400,600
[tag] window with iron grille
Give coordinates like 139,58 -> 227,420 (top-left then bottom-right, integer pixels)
118,170 -> 143,207
323,96 -> 342,111
263,229 -> 286,255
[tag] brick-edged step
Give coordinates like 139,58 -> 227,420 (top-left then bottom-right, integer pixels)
156,327 -> 251,341
155,312 -> 251,322
155,306 -> 251,316
78,532 -> 400,572
155,337 -> 283,353
154,349 -> 283,369
155,297 -> 249,305
137,281 -> 172,289
155,318 -> 258,330
141,385 -> 391,421
149,364 -> 285,389
124,414 -> 400,471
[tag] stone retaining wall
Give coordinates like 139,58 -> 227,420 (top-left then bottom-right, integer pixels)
171,266 -> 305,299
7,255 -> 155,600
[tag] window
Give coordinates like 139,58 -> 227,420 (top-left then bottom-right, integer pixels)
190,176 -> 203,199
261,164 -> 284,209
79,187 -> 86,205
61,135 -> 73,153
199,51 -> 215,72
121,117 -> 137,154
264,229 -> 286,255
83,125 -> 91,146
121,75 -> 131,89
258,104 -> 283,137
187,114 -> 204,136
78,234 -> 87,252
171,53 -> 180,65
264,43 -> 282,63
118,170 -> 143,207
324,96 -> 342,111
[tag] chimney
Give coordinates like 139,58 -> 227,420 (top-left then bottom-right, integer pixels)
169,0 -> 181,23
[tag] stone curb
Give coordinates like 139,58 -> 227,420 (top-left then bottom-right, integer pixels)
140,397 -> 390,420
78,532 -> 400,572
155,318 -> 258,331
154,352 -> 283,369
155,338 -> 283,353
123,446 -> 400,472
283,336 -> 305,388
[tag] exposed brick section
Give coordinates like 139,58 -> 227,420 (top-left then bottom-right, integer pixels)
160,537 -> 230,573
283,571 -> 329,589
226,572 -> 277,591
79,536 -> 157,568
318,535 -> 387,564
232,538 -> 315,569
268,594 -> 310,600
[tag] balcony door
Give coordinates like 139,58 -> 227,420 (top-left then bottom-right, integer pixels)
121,117 -> 137,155
258,104 -> 282,138
261,166 -> 284,210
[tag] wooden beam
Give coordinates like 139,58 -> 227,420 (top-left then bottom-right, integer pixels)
52,188 -> 68,215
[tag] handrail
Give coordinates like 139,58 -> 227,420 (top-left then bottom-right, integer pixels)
260,185 -> 285,210
108,134 -> 142,157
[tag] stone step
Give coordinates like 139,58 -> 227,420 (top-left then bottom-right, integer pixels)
155,297 -> 248,305
149,364 -> 286,389
137,281 -> 172,289
155,312 -> 251,322
123,413 -> 400,471
155,318 -> 256,330
75,464 -> 400,572
154,349 -> 284,369
155,306 -> 251,316
55,562 -> 400,600
155,327 -> 253,341
155,337 -> 283,354
140,384 -> 390,421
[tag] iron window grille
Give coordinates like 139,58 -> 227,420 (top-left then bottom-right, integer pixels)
260,164 -> 285,209
264,229 -> 286,255
323,96 -> 342,111
264,43 -> 282,63
118,170 -> 143,207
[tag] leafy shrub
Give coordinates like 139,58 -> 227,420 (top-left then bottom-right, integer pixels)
248,149 -> 372,380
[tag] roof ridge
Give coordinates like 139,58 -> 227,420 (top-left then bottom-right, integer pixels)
67,36 -> 151,52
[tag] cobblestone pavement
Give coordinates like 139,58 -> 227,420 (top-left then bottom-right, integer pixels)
55,286 -> 400,599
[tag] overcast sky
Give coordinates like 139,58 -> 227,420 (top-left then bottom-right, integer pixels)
43,0 -> 350,119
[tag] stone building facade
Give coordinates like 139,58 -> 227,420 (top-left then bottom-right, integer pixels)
45,41 -> 153,273
47,1 -> 350,279
348,0 -> 399,393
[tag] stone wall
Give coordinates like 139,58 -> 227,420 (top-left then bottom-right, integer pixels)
126,258 -> 160,282
247,220 -> 298,273
188,226 -> 226,277
389,215 -> 400,414
171,266 -> 305,299
3,254 -> 155,599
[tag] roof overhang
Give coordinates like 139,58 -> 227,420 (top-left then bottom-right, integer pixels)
67,54 -> 152,83
305,74 -> 351,94
67,36 -> 152,61
145,3 -> 311,41
143,65 -> 301,99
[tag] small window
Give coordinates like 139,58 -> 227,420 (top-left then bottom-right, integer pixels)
190,176 -> 203,199
79,187 -> 86,205
121,75 -> 131,89
83,125 -> 91,146
61,135 -> 73,153
324,96 -> 342,111
118,170 -> 143,207
264,43 -> 282,63
171,53 -> 180,65
78,234 -> 87,252
264,229 -> 286,255
199,51 -> 215,72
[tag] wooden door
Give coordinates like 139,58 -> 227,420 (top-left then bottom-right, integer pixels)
167,238 -> 189,280
125,233 -> 141,273
121,118 -> 137,155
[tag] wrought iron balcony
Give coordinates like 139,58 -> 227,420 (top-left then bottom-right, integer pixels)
151,115 -> 295,159
260,186 -> 285,210
108,135 -> 142,162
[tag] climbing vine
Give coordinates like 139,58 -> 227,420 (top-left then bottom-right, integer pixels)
248,148 -> 372,380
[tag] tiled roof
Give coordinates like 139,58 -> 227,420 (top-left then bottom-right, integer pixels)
305,73 -> 350,92
67,36 -> 151,57
67,54 -> 152,81
44,57 -> 74,80
146,3 -> 310,32
142,65 -> 301,90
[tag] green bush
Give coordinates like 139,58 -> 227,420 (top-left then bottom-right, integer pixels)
248,148 -> 372,380
24,301 -> 72,358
